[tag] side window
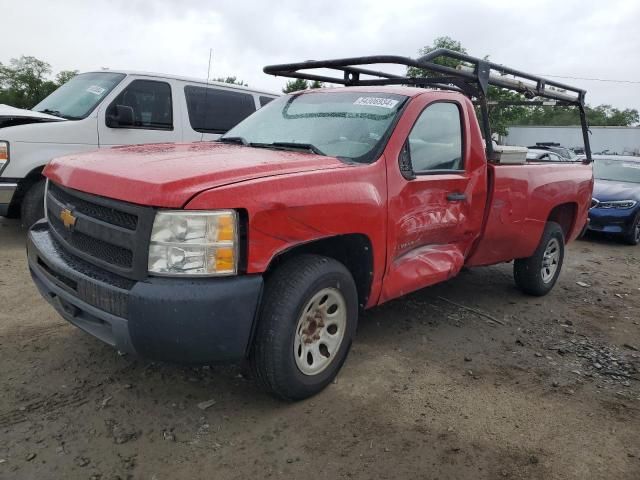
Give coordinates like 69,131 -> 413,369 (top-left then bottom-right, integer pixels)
259,96 -> 275,107
106,80 -> 172,130
184,86 -> 256,134
408,102 -> 463,173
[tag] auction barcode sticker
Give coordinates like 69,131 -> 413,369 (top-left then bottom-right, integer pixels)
353,97 -> 399,109
86,85 -> 106,96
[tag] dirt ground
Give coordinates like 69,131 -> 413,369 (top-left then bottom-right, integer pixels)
1,217 -> 638,480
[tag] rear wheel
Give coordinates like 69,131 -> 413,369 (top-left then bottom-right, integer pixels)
250,254 -> 358,400
20,179 -> 46,228
623,214 -> 640,246
514,222 -> 565,296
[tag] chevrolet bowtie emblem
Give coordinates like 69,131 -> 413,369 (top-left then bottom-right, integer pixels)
60,208 -> 77,229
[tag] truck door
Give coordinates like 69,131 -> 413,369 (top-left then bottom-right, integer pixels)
97,78 -> 181,146
380,98 -> 487,302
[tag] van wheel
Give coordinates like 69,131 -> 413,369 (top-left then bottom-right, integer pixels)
514,222 -> 564,296
250,254 -> 358,400
623,214 -> 640,245
21,179 -> 46,228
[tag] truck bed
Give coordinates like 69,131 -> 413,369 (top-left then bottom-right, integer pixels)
467,161 -> 593,267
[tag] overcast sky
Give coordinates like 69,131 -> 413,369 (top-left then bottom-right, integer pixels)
2,0 -> 639,111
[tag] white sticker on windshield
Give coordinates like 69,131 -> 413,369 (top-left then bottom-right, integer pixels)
353,97 -> 399,109
86,85 -> 106,96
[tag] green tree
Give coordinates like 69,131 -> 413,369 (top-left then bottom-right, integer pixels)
512,104 -> 639,127
407,36 -> 467,78
0,55 -> 59,109
408,38 -> 639,133
214,76 -> 248,86
407,37 -> 526,135
309,80 -> 324,89
283,78 -> 309,93
55,70 -> 78,86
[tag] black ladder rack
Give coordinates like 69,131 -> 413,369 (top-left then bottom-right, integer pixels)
264,49 -> 591,161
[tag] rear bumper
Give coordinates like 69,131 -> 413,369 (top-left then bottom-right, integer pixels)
0,181 -> 18,216
27,220 -> 263,364
587,206 -> 639,234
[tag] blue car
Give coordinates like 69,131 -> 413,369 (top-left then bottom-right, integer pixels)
588,156 -> 640,245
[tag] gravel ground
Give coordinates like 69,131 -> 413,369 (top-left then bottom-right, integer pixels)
1,217 -> 639,480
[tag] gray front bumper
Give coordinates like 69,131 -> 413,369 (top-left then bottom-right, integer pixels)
0,182 -> 17,216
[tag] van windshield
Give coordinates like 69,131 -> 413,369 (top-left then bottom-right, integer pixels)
33,72 -> 126,120
221,91 -> 407,162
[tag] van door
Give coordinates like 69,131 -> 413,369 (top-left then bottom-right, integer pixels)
182,85 -> 257,142
380,98 -> 487,302
97,78 -> 181,146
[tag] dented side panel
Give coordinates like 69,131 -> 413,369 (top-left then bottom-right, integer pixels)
379,92 -> 489,303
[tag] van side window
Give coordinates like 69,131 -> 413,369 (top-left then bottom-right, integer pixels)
408,102 -> 463,173
184,86 -> 256,134
106,80 -> 173,130
259,96 -> 275,107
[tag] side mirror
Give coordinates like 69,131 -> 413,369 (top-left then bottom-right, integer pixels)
398,141 -> 415,180
106,104 -> 135,128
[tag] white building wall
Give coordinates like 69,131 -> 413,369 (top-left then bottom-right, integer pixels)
504,126 -> 640,155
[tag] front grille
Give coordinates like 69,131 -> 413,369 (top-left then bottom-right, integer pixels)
49,183 -> 138,230
49,214 -> 133,268
46,182 -> 155,280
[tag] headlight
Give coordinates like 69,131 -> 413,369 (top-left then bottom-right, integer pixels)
597,200 -> 637,209
0,141 -> 8,174
148,210 -> 238,276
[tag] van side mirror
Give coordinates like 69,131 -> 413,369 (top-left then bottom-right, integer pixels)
398,141 -> 415,180
106,104 -> 135,128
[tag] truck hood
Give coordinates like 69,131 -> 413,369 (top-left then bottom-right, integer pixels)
0,104 -> 65,128
45,142 -> 353,207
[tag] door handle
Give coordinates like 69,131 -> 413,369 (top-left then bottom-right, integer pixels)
446,192 -> 467,202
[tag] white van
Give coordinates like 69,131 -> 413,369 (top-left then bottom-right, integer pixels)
0,70 -> 278,225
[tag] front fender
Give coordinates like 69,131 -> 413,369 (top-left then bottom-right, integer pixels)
184,160 -> 388,301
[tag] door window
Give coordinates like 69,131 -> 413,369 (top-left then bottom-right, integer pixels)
184,86 -> 256,134
408,102 -> 463,173
106,80 -> 173,130
259,95 -> 275,107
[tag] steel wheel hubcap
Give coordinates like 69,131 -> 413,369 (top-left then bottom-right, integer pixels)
541,238 -> 560,283
294,287 -> 346,376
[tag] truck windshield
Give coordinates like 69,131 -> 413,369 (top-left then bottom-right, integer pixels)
593,159 -> 640,183
221,91 -> 407,162
33,72 -> 126,120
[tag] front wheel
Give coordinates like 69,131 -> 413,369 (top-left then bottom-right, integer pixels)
514,222 -> 565,296
20,179 -> 46,228
623,213 -> 640,246
250,254 -> 358,400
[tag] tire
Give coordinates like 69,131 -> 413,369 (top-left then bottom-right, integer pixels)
622,213 -> 640,246
20,179 -> 46,228
514,222 -> 565,296
250,254 -> 358,400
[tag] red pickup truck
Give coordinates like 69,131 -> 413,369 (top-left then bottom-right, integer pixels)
27,51 -> 593,400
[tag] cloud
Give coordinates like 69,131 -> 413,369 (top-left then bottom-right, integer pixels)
1,0 -> 638,109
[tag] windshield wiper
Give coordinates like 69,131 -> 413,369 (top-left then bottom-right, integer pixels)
218,136 -> 249,146
37,109 -> 70,119
265,142 -> 326,156
218,138 -> 326,156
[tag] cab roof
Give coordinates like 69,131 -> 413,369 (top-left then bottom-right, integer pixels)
81,69 -> 279,96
